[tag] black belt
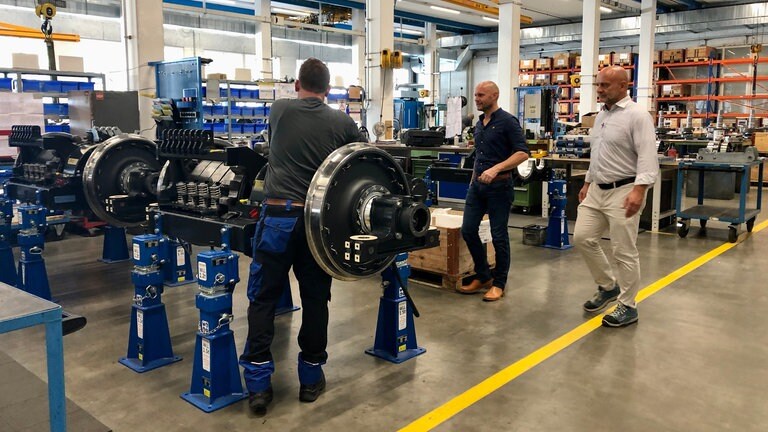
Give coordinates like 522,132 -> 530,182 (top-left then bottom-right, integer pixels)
491,173 -> 511,183
597,177 -> 635,190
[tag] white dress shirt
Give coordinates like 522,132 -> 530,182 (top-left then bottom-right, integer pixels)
586,96 -> 659,186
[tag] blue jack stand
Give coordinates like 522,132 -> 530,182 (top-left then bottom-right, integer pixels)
544,179 -> 573,250
181,228 -> 247,412
119,214 -> 181,372
99,225 -> 130,263
163,238 -> 196,287
275,279 -> 300,315
17,204 -> 52,300
0,196 -> 16,286
366,253 -> 425,363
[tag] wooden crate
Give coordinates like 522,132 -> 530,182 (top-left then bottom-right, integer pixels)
661,49 -> 685,63
686,46 -> 717,62
552,72 -> 570,85
519,73 -> 534,86
520,59 -> 535,71
535,58 -> 552,71
615,52 -> 633,65
660,84 -> 690,97
408,225 -> 496,290
575,55 -> 581,68
598,53 -> 612,67
533,73 -> 550,86
552,53 -> 576,69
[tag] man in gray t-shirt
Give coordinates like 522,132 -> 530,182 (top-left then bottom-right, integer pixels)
239,58 -> 365,417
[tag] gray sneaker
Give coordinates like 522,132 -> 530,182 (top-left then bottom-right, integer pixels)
602,303 -> 638,327
583,285 -> 620,312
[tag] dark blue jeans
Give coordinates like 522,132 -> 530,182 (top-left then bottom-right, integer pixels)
461,180 -> 512,289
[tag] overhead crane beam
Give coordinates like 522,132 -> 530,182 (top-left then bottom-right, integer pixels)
0,22 -> 80,42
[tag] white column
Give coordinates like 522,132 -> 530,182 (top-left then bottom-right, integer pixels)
366,0 -> 395,136
123,0 -> 164,138
254,0 -> 273,80
636,0 -> 657,111
351,9 -> 365,87
498,1 -> 521,114
579,0 -> 601,115
424,23 -> 438,107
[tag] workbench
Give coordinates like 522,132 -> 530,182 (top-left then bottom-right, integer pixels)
675,158 -> 764,242
0,282 -> 66,432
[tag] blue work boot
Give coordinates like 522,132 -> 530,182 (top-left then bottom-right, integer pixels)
583,284 -> 620,312
240,360 -> 275,416
602,303 -> 638,327
298,354 -> 326,403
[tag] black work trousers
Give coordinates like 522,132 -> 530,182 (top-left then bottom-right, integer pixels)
240,205 -> 332,365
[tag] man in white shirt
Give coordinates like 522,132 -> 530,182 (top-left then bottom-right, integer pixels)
574,65 -> 659,327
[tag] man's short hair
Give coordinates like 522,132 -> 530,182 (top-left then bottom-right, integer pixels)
298,58 -> 331,94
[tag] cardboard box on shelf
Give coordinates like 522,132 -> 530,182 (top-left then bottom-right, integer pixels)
615,52 -> 633,65
520,59 -> 535,71
12,53 -> 39,69
598,54 -> 612,67
558,86 -> 571,99
535,58 -> 552,70
234,68 -> 252,81
575,55 -> 582,68
519,73 -> 534,86
552,72 -> 570,85
533,73 -> 550,86
686,46 -> 718,61
58,56 -> 84,72
661,49 -> 685,63
558,102 -> 570,114
660,84 -> 690,97
553,53 -> 576,69
573,87 -> 581,99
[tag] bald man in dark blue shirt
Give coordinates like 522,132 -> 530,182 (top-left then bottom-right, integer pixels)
457,81 -> 529,301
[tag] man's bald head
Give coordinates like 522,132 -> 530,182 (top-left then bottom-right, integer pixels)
596,65 -> 629,108
474,81 -> 500,114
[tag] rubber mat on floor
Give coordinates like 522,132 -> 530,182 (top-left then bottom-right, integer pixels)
0,350 -> 112,432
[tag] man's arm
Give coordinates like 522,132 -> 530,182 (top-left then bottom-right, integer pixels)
477,151 -> 529,184
624,111 -> 659,217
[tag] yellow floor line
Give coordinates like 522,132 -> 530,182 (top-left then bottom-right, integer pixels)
399,219 -> 768,432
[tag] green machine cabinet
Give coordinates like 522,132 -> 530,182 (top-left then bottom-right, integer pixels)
512,181 -> 542,214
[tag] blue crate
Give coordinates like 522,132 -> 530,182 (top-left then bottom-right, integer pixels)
46,124 -> 70,133
78,82 -> 95,91
20,79 -> 44,92
212,106 -> 227,116
201,86 -> 207,97
212,122 -> 227,133
59,81 -> 79,93
254,124 -> 267,134
241,123 -> 255,134
0,78 -> 11,90
43,80 -> 63,93
43,104 -> 69,116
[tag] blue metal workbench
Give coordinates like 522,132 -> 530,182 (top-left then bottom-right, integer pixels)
0,282 -> 66,431
675,158 -> 764,242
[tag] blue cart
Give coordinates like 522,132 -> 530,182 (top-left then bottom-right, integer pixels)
676,158 -> 763,242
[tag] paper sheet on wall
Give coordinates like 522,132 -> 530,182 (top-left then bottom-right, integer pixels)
445,96 -> 462,138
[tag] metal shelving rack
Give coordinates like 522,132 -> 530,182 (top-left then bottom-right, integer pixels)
202,79 -> 275,142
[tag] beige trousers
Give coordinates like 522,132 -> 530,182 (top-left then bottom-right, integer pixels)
573,183 -> 647,308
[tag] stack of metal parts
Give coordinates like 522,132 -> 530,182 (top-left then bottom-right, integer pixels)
554,135 -> 591,158
154,129 -> 268,254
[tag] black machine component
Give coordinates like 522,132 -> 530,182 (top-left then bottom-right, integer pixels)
154,129 -> 268,255
401,128 -> 445,147
306,143 -> 439,280
7,125 -> 161,227
7,126 -> 88,207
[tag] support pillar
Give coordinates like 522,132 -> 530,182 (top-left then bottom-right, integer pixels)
579,0 -> 601,115
352,9 -> 366,87
123,0 -> 165,139
254,0 -> 273,80
636,0 -> 658,110
498,1 -> 521,114
365,0 -> 395,136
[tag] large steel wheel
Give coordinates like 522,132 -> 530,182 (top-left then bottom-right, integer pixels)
305,143 -> 412,280
82,134 -> 161,227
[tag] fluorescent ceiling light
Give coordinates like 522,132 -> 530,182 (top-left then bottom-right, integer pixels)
272,7 -> 311,16
482,16 -> 499,23
600,6 -> 612,13
430,5 -> 460,15
397,28 -> 424,36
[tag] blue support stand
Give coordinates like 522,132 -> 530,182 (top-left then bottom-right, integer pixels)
99,225 -> 130,263
181,227 -> 247,412
544,179 -> 573,250
366,253 -> 425,363
119,214 -> 181,372
17,204 -> 52,300
163,238 -> 196,287
0,196 -> 16,286
275,279 -> 300,315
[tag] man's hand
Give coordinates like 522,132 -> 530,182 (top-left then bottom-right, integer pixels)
477,168 -> 499,184
623,186 -> 647,217
578,183 -> 590,203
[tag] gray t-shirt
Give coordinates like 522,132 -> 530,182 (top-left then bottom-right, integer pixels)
264,97 -> 364,202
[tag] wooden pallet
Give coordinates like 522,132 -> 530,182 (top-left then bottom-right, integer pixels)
685,57 -> 711,63
408,268 -> 474,291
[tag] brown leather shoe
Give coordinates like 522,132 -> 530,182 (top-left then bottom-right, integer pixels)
456,278 -> 492,294
482,286 -> 504,302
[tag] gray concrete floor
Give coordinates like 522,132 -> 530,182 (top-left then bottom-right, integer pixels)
2,191 -> 767,432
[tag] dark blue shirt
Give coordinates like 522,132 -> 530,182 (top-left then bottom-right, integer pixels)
473,108 -> 529,176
